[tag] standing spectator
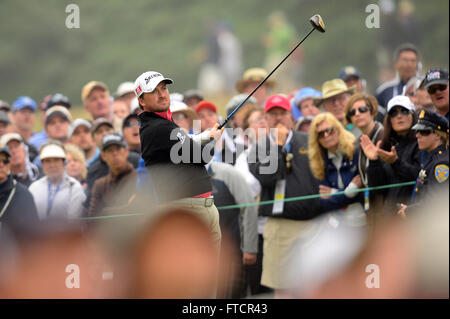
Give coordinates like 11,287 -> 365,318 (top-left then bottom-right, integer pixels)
196,101 -> 220,132
170,100 -> 197,134
112,99 -> 130,120
88,134 -> 137,217
64,143 -> 88,190
29,141 -> 86,220
122,113 -> 141,154
375,43 -> 420,110
183,89 -> 204,113
308,113 -> 365,224
235,105 -> 271,296
248,94 -> 323,297
338,66 -> 366,94
208,161 -> 258,299
68,119 -> 98,168
114,81 -> 136,108
344,93 -> 384,227
82,81 -> 113,121
0,111 -> 13,138
411,110 -> 449,202
10,96 -> 37,142
421,68 -> 449,120
403,76 -> 435,112
316,79 -> 361,138
361,95 -> 420,215
43,106 -> 72,145
0,146 -> 38,233
290,87 -> 322,122
236,68 -> 275,106
0,133 -> 40,187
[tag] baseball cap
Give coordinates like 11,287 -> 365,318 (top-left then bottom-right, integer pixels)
39,142 -> 66,161
81,81 -> 110,103
170,100 -> 197,119
0,133 -> 23,147
292,87 -> 322,109
115,81 -> 135,98
421,68 -> 449,90
0,100 -> 10,112
387,95 -> 415,113
101,133 -> 127,151
226,94 -> 257,117
12,96 -> 37,112
134,71 -> 173,98
91,117 -> 113,135
68,118 -> 92,139
338,66 -> 361,81
412,109 -> 449,133
45,106 -> 72,125
0,146 -> 10,158
183,89 -> 204,102
0,111 -> 10,124
46,93 -> 71,110
265,94 -> 292,113
122,113 -> 140,130
195,101 -> 217,114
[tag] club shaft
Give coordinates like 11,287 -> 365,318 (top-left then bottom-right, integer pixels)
219,27 -> 316,130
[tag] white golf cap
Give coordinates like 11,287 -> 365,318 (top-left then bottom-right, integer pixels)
68,118 -> 92,139
39,143 -> 66,161
387,95 -> 415,113
134,71 -> 173,97
170,100 -> 197,119
0,132 -> 23,147
115,81 -> 135,98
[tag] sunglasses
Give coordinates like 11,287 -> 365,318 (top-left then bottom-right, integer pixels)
317,127 -> 334,138
415,129 -> 433,136
124,120 -> 140,127
348,105 -> 370,117
428,84 -> 448,95
388,107 -> 410,118
0,159 -> 10,165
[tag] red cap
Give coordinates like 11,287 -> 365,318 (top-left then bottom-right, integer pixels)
264,94 -> 292,113
196,101 -> 217,114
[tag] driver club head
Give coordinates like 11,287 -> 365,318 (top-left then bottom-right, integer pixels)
309,14 -> 326,33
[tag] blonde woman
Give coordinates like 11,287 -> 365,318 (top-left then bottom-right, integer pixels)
309,113 -> 365,224
64,143 -> 87,190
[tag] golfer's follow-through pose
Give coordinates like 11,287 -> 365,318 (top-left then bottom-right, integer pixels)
135,71 -> 223,246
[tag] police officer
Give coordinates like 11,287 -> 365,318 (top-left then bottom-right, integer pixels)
398,109 -> 449,218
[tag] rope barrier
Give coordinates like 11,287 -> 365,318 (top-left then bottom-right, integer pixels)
78,181 -> 416,220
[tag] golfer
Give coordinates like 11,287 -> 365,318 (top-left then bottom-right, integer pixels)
135,71 -> 223,245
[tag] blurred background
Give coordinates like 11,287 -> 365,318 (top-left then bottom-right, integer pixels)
0,0 -> 448,129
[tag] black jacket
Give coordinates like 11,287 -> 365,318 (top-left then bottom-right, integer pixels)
367,134 -> 421,214
413,144 -> 449,203
249,131 -> 323,220
0,175 -> 39,232
139,111 -> 214,202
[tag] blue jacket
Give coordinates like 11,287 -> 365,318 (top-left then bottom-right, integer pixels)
319,148 -> 364,212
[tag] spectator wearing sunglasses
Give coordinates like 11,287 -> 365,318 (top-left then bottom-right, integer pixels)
421,68 -> 449,121
344,93 -> 384,228
309,112 -> 365,225
361,95 -> 420,215
122,113 -> 141,154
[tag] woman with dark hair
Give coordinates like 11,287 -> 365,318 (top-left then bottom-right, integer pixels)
360,95 -> 420,216
345,93 -> 384,227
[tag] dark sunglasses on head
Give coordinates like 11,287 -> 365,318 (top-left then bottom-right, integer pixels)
0,158 -> 9,165
348,105 -> 370,117
124,120 -> 140,127
428,84 -> 448,95
388,107 -> 410,118
415,129 -> 433,136
317,127 -> 334,138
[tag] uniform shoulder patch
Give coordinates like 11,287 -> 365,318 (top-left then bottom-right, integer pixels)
435,164 -> 449,183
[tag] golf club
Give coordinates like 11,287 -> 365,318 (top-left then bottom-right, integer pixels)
218,14 -> 326,130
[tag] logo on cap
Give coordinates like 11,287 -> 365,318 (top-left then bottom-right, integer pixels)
419,109 -> 425,119
135,85 -> 142,95
345,66 -> 356,74
427,71 -> 441,81
145,73 -> 162,84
